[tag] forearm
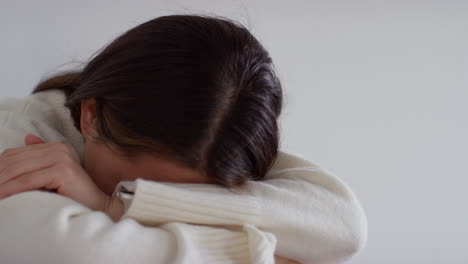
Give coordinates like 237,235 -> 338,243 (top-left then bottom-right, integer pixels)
0,190 -> 278,264
106,195 -> 300,264
111,151 -> 368,263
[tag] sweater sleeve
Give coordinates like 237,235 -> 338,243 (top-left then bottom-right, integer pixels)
113,151 -> 368,264
0,190 -> 277,264
0,106 -> 277,264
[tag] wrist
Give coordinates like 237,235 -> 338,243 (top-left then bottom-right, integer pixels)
103,195 -> 125,222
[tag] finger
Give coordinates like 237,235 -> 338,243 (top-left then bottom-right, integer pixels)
0,141 -> 71,164
25,133 -> 46,145
0,149 -> 57,185
0,144 -> 53,171
0,142 -> 53,158
0,166 -> 59,199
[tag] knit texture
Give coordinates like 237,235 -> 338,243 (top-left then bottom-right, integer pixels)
0,89 -> 368,264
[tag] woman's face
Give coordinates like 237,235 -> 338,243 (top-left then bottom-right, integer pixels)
79,98 -> 214,196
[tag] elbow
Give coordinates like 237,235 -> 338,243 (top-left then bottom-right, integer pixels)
334,196 -> 369,263
315,178 -> 369,263
321,170 -> 369,262
347,212 -> 368,259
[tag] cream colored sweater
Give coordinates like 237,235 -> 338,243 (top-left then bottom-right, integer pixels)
0,90 -> 368,264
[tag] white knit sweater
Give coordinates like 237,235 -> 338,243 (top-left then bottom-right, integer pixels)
0,89 -> 367,264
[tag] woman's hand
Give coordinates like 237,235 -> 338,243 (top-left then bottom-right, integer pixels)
0,133 -> 113,215
274,255 -> 302,264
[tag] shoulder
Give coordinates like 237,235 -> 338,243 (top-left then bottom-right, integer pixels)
0,90 -> 66,122
0,90 -> 82,160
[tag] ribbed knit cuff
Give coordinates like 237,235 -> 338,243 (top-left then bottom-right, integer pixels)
160,222 -> 276,264
118,179 -> 262,227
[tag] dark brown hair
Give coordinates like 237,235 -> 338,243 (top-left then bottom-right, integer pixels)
32,14 -> 283,187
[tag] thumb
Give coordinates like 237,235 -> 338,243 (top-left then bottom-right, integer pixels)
25,133 -> 46,145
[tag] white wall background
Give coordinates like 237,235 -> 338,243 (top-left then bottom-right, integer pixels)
1,1 -> 467,263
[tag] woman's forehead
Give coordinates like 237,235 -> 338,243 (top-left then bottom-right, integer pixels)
121,153 -> 212,184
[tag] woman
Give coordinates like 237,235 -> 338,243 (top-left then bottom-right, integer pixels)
0,14 -> 367,263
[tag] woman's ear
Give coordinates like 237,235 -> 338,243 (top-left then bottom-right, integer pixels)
80,98 -> 98,140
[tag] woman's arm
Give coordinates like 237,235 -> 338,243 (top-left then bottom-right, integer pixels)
0,109 -> 278,264
0,190 -> 277,264
0,94 -> 366,263
113,151 -> 368,264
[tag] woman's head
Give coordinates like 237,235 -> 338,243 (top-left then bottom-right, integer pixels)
32,14 -> 283,194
